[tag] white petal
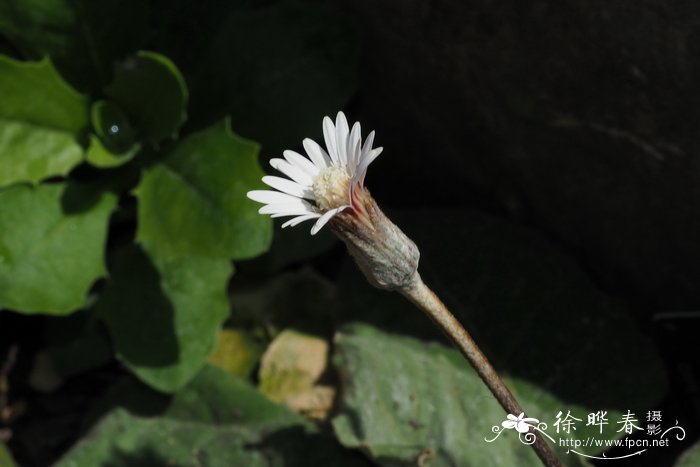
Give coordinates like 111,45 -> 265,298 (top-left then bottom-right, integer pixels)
360,147 -> 383,171
281,213 -> 321,228
323,116 -> 339,164
260,202 -> 313,216
262,176 -> 313,199
283,150 -> 318,176
270,210 -> 314,218
270,158 -> 314,186
348,122 -> 361,170
303,138 -> 331,169
248,190 -> 305,205
310,205 -> 350,235
348,135 -> 361,176
355,147 -> 383,184
335,111 -> 349,165
359,130 -> 375,164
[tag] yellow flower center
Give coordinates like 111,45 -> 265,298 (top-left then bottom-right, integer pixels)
312,166 -> 351,211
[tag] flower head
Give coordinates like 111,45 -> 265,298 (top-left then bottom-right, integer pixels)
247,111 -> 383,235
248,111 -> 419,292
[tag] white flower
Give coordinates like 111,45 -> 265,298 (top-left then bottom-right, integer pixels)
247,111 -> 383,235
248,111 -> 418,291
502,413 -> 540,434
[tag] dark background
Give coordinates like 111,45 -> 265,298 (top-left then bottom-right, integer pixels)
1,0 -> 699,465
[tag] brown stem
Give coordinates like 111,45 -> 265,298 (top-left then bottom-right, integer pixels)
401,273 -> 562,467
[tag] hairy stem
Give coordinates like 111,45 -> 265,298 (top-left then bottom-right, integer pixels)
401,273 -> 562,467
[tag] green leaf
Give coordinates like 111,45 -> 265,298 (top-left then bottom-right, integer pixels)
134,119 -> 272,261
677,441 -> 700,466
0,120 -> 83,187
0,183 -> 116,314
0,443 -> 16,467
96,245 -> 233,392
166,365 -> 305,426
0,0 -> 149,90
90,100 -> 136,154
0,56 -> 88,187
60,410 -> 295,467
105,51 -> 188,143
333,324 -> 591,466
85,135 -> 139,169
59,365 -> 368,467
332,324 -> 522,465
0,56 -> 87,132
80,375 -> 169,432
82,365 -> 300,433
184,0 -> 359,153
104,115 -> 271,392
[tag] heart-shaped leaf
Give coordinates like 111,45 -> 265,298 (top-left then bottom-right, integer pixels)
134,119 -> 271,261
97,246 -> 233,392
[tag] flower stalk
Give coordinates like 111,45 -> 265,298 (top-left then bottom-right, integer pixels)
248,112 -> 562,466
400,273 -> 562,467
